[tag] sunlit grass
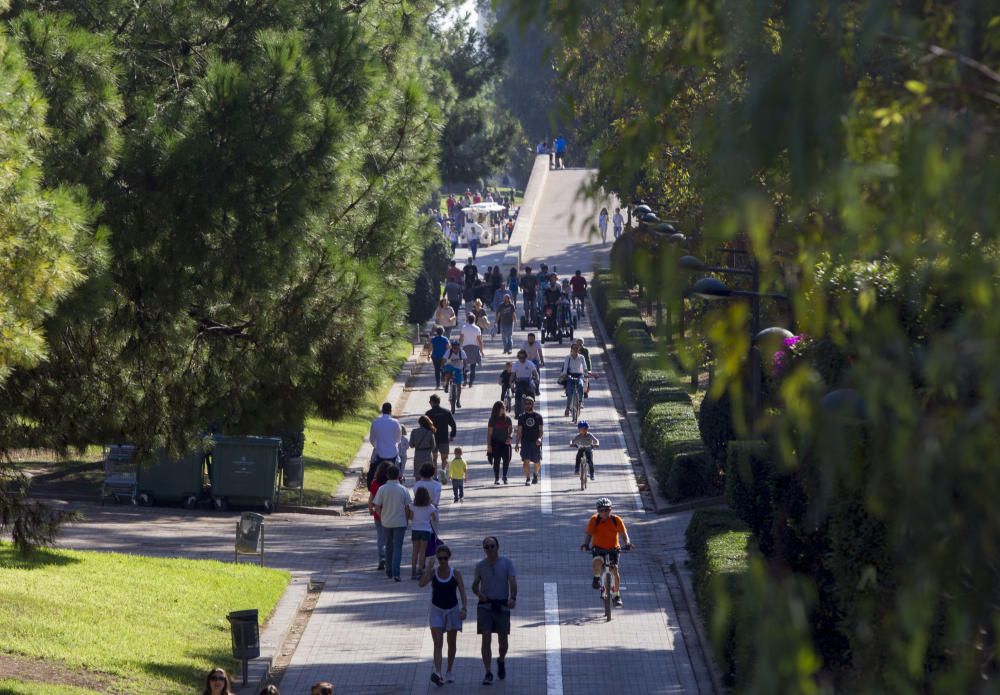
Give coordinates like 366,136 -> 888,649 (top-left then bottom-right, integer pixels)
0,543 -> 289,694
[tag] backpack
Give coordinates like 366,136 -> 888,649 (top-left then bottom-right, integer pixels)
595,514 -> 622,528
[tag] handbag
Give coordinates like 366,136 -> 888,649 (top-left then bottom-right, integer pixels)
557,373 -> 568,386
425,521 -> 442,557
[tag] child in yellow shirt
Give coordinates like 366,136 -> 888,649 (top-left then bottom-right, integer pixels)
448,447 -> 468,502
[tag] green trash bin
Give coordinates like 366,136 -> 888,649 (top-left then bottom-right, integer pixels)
210,436 -> 282,512
137,449 -> 208,509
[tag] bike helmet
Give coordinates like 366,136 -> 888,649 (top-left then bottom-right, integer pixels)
596,497 -> 612,510
577,421 -> 589,429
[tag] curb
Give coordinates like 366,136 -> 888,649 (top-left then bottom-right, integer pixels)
670,560 -> 727,694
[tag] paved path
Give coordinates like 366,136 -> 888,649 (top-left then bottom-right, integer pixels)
279,170 -> 709,693
52,170 -> 713,694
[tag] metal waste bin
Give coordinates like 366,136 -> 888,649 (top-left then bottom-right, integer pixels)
227,608 -> 259,686
210,436 -> 282,512
280,455 -> 304,505
137,449 -> 208,508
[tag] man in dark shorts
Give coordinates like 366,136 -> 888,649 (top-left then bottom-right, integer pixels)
426,394 -> 457,471
514,397 -> 544,485
471,536 -> 517,685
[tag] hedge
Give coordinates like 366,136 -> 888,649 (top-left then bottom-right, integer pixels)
685,507 -> 753,685
592,267 -> 722,503
724,440 -> 777,545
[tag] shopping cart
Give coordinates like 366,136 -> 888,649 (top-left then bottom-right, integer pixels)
100,445 -> 137,505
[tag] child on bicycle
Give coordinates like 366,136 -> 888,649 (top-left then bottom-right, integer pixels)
442,341 -> 467,408
580,497 -> 634,608
498,362 -> 513,404
570,421 -> 600,480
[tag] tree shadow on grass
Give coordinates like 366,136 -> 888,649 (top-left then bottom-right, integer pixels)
0,545 -> 80,569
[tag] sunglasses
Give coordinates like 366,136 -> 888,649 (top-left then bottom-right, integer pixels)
437,555 -> 450,560
598,507 -> 611,512
483,544 -> 497,549
209,675 -> 226,682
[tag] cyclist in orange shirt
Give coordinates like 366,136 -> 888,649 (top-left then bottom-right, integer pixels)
580,497 -> 633,607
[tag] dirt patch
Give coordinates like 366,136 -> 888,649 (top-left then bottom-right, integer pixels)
0,653 -> 121,692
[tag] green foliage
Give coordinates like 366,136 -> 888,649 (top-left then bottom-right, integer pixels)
698,389 -> 737,463
0,0 -> 445,460
517,0 -> 1000,689
0,31 -> 102,384
685,507 -> 753,685
409,229 -> 452,324
723,441 -> 776,543
665,450 -> 721,502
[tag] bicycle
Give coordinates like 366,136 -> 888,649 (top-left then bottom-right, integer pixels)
572,294 -> 586,326
582,545 -> 632,621
513,378 -> 536,417
565,375 -> 585,422
571,441 -> 598,491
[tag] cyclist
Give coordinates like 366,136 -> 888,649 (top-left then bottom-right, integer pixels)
570,421 -> 599,480
542,276 -> 563,337
520,333 -> 545,371
574,338 -> 592,398
580,497 -> 633,608
511,350 -> 540,414
560,342 -> 589,417
441,340 -> 468,408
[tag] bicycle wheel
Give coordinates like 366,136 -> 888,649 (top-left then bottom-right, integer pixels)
570,388 -> 580,422
580,456 -> 588,491
603,570 -> 613,621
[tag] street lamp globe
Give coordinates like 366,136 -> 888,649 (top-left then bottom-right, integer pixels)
691,277 -> 731,300
679,255 -> 705,271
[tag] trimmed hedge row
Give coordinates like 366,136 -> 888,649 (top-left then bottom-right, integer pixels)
685,507 -> 753,685
593,269 -> 721,502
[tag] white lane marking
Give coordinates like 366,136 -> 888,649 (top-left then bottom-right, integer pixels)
544,582 -> 564,695
539,359 -> 553,514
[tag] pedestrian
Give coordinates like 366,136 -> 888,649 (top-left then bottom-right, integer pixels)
426,394 -> 457,470
471,536 -> 517,685
410,486 -> 438,579
368,461 -> 392,571
446,259 -> 463,285
409,416 -> 438,480
598,207 -> 609,245
449,447 -> 468,502
514,396 -> 543,485
495,294 -> 516,354
413,462 -> 443,507
491,280 -> 509,312
507,267 -> 519,305
459,313 -> 484,386
420,543 -> 468,686
397,425 -> 409,480
372,465 -> 412,581
490,266 -> 502,297
309,683 -> 334,695
554,135 -> 566,168
429,326 -> 450,389
613,207 -> 624,240
368,403 -> 401,488
203,667 -> 235,695
486,401 -> 513,485
468,219 -> 483,259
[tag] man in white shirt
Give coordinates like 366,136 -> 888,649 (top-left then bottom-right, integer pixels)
560,343 -> 590,417
511,350 -> 540,397
613,208 -> 625,239
468,219 -> 484,260
369,403 -> 401,486
460,314 -> 484,386
372,465 -> 412,581
519,333 -> 545,369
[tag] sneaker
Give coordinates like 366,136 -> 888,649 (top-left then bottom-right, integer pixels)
614,596 -> 624,608
378,561 -> 385,571
503,477 -> 508,484
590,473 -> 595,480
454,497 -> 459,503
445,673 -> 455,683
532,474 -> 538,484
456,401 -> 462,408
494,479 -> 500,485
525,479 -> 530,486
394,577 -> 401,582
564,407 -> 570,416
592,576 -> 600,590
431,672 -> 443,687
497,659 -> 506,680
482,672 -> 493,685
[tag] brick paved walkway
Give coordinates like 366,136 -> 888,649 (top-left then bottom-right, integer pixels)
279,170 -> 711,694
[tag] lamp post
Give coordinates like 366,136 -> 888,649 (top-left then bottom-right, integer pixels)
683,255 -> 791,424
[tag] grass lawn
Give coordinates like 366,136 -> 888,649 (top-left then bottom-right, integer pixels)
299,339 -> 412,506
0,679 -> 104,694
0,543 -> 289,694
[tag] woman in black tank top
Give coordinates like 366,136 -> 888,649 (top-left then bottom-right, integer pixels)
419,544 -> 468,685
486,401 -> 513,484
